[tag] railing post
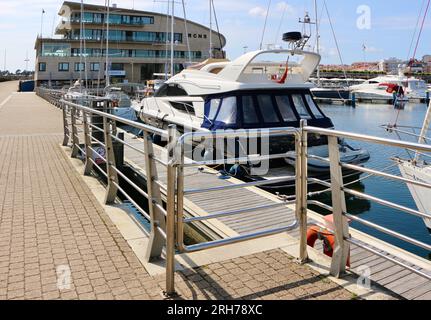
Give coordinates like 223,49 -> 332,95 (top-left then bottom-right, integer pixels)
62,101 -> 69,147
328,135 -> 350,277
176,141 -> 185,252
297,120 -> 309,263
165,125 -> 177,296
70,105 -> 79,158
103,117 -> 119,204
144,131 -> 167,261
83,111 -> 93,175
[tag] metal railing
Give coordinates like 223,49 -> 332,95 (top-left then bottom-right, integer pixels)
302,125 -> 431,280
36,88 -> 431,297
57,96 -> 176,273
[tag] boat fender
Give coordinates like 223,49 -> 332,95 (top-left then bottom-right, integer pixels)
306,225 -> 350,267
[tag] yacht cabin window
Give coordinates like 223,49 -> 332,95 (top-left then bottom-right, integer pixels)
242,96 -> 259,124
304,94 -> 324,119
257,95 -> 280,123
275,95 -> 296,122
292,94 -> 312,119
155,83 -> 188,97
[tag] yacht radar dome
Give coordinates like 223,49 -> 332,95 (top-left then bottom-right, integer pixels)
282,31 -> 309,50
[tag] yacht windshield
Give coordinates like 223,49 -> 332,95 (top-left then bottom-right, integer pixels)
208,98 -> 221,120
202,90 -> 333,130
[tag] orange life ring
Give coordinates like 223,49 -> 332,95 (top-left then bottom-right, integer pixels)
306,225 -> 350,267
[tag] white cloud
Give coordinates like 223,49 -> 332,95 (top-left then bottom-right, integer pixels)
248,6 -> 268,18
276,1 -> 295,16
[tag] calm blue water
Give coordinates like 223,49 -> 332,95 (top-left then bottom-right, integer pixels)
319,102 -> 431,260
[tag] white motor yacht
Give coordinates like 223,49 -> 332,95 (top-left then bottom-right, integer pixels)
134,32 -> 370,181
349,75 -> 427,102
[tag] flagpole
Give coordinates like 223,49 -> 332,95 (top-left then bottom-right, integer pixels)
40,9 -> 45,38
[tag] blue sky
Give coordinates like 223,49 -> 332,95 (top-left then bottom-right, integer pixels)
0,0 -> 430,71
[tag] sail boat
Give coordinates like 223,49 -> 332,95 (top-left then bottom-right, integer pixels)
392,102 -> 431,232
382,1 -> 431,232
64,0 -> 88,103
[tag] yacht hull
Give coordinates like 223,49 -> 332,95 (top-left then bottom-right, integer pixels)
398,160 -> 431,232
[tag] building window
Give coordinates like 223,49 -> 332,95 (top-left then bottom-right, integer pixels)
74,62 -> 85,72
110,63 -> 124,71
90,63 -> 100,71
142,16 -> 154,24
58,63 -> 69,72
41,43 -> 71,57
38,62 -> 46,72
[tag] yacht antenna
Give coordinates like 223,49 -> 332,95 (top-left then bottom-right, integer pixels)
259,0 -> 272,50
298,11 -> 315,49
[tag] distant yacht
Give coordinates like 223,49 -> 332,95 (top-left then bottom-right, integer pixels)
349,74 -> 427,102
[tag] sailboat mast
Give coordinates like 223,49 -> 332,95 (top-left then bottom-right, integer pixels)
170,0 -> 174,77
181,0 -> 192,64
79,0 -> 84,90
209,0 -> 213,58
314,0 -> 321,86
105,0 -> 110,87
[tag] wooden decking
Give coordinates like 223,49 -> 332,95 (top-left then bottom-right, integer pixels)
121,130 -> 431,299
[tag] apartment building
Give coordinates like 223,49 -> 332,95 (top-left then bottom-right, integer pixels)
34,1 -> 226,87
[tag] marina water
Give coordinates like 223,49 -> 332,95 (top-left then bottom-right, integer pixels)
318,102 -> 431,260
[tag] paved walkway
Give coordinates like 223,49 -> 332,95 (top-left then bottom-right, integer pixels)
0,82 -> 353,300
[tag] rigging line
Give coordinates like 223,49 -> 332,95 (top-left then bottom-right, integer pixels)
97,0 -> 107,93
79,0 -> 84,88
412,0 -> 431,60
164,0 -> 170,79
314,1 -> 325,53
211,0 -> 224,56
181,0 -> 192,64
274,2 -> 288,46
259,0 -> 272,50
407,0 -> 426,61
323,0 -> 348,83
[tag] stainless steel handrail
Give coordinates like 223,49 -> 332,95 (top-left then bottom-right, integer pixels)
174,128 -> 303,260
60,99 -> 168,138
303,125 -> 431,281
305,126 -> 431,153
